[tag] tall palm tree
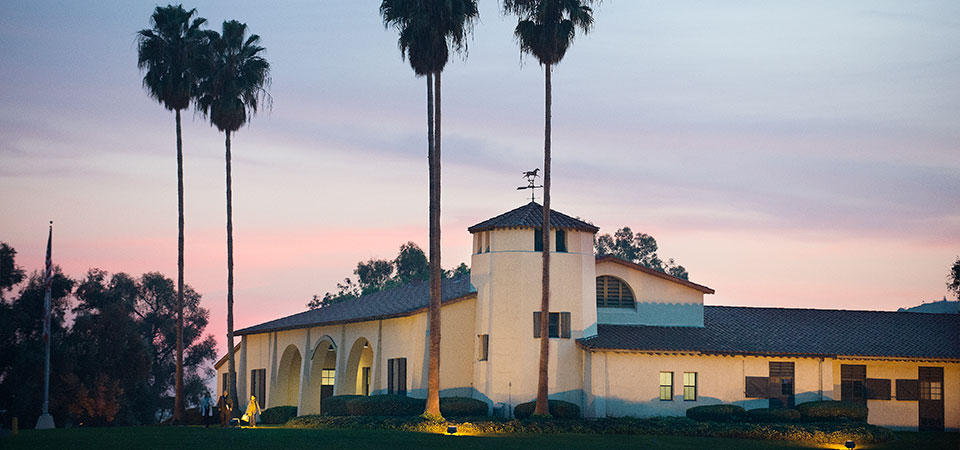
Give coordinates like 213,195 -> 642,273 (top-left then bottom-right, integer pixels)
196,20 -> 270,416
503,0 -> 595,417
380,0 -> 478,418
136,4 -> 208,423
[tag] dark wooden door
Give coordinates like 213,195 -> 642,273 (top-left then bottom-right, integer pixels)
918,367 -> 944,431
320,385 -> 334,410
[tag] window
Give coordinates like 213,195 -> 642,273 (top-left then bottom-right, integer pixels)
534,228 -> 543,251
660,372 -> 673,401
683,372 -> 697,401
478,334 -> 489,361
919,366 -> 944,400
387,358 -> 407,395
484,232 -> 490,253
556,229 -> 567,253
250,368 -> 266,403
321,368 -> 335,386
596,276 -> 635,308
841,364 -> 866,404
222,373 -> 230,395
533,311 -> 571,338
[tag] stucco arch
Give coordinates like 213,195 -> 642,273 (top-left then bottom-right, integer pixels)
275,344 -> 302,407
302,337 -> 337,414
344,337 -> 374,396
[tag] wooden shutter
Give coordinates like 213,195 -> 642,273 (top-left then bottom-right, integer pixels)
769,362 -> 795,377
745,376 -> 771,398
919,366 -> 943,380
398,358 -> 407,395
533,311 -> 542,338
841,364 -> 866,380
896,379 -> 919,401
560,312 -> 571,338
865,378 -> 891,400
387,359 -> 395,394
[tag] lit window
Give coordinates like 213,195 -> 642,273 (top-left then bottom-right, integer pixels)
321,369 -> 335,386
683,372 -> 697,401
920,381 -> 943,400
660,372 -> 673,401
596,276 -> 635,308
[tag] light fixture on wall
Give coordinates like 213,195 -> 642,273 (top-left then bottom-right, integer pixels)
363,342 -> 369,349
328,345 -> 334,352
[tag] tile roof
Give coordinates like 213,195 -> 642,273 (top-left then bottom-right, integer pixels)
235,274 -> 476,335
467,202 -> 600,233
579,306 -> 960,359
596,255 -> 715,294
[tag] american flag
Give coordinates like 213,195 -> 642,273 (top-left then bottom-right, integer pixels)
42,223 -> 52,344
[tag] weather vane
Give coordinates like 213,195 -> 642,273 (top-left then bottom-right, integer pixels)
517,168 -> 543,202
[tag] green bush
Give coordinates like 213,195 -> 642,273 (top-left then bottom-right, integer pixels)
797,401 -> 867,422
440,397 -> 488,417
513,400 -> 581,419
322,395 -> 364,416
685,404 -> 746,422
259,406 -> 297,424
745,408 -> 800,423
345,395 -> 425,416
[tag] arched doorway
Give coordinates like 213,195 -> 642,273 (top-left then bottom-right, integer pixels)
344,338 -> 374,396
275,344 -> 302,407
304,337 -> 337,414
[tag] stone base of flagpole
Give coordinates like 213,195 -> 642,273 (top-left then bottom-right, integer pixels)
35,413 -> 54,429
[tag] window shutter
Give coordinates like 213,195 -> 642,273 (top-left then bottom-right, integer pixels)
398,358 -> 407,395
560,312 -> 571,338
533,311 -> 542,338
896,379 -> 919,401
387,359 -> 395,394
865,378 -> 891,400
841,364 -> 866,380
745,376 -> 770,398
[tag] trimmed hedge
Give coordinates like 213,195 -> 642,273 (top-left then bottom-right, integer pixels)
797,401 -> 867,422
746,408 -> 800,423
346,395 -> 425,416
686,404 -> 746,422
513,400 -> 581,419
260,406 -> 298,424
440,397 -> 488,417
322,395 -> 364,416
286,415 -> 894,445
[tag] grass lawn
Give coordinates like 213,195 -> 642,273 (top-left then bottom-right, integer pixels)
1,426 -> 956,450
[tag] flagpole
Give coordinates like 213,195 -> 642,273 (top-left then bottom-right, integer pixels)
36,221 -> 55,430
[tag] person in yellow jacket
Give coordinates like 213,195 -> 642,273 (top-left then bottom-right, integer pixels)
243,395 -> 263,427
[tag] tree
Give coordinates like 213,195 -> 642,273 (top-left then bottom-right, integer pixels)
503,0 -> 596,416
595,227 -> 690,280
381,0 -> 479,418
196,19 -> 270,416
136,5 -> 208,422
1,242 -> 26,300
948,257 -> 960,300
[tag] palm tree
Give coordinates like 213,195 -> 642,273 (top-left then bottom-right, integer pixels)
136,4 -> 208,423
503,0 -> 595,417
196,20 -> 270,416
380,0 -> 478,418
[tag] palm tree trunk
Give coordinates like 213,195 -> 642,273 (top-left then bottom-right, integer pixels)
174,108 -> 185,423
534,62 -> 552,417
225,129 -> 239,417
425,72 -> 442,417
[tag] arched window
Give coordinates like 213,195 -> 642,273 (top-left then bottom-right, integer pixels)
596,275 -> 635,308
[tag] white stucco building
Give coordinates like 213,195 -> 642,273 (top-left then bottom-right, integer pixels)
217,202 -> 959,431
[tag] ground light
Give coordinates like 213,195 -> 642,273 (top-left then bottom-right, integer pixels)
844,441 -> 856,449
446,426 -> 457,435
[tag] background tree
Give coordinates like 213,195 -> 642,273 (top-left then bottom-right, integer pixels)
503,0 -> 596,416
948,257 -> 960,300
595,227 -> 689,280
380,0 -> 478,418
1,242 -> 26,300
196,19 -> 270,416
136,5 -> 208,422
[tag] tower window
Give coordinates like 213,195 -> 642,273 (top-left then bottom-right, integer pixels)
556,229 -> 567,252
596,276 -> 635,308
534,228 -> 543,251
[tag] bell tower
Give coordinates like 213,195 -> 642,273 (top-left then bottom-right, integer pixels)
468,202 -> 598,413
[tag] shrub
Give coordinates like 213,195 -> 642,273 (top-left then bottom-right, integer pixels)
797,401 -> 867,422
260,406 -> 298,424
440,397 -> 489,417
322,395 -> 364,416
513,400 -> 581,419
346,395 -> 425,416
745,408 -> 800,423
685,404 -> 746,422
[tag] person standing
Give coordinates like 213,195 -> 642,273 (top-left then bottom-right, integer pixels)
244,395 -> 262,427
199,392 -> 214,427
217,389 -> 233,427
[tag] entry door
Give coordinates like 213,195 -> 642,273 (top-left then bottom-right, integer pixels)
918,366 -> 944,431
320,368 -> 335,412
362,367 -> 371,396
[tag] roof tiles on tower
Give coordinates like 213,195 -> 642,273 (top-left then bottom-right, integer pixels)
467,202 -> 599,233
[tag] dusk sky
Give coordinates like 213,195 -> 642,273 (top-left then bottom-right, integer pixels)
2,1 -> 958,366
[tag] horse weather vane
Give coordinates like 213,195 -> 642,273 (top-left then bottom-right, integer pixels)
517,168 -> 543,202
